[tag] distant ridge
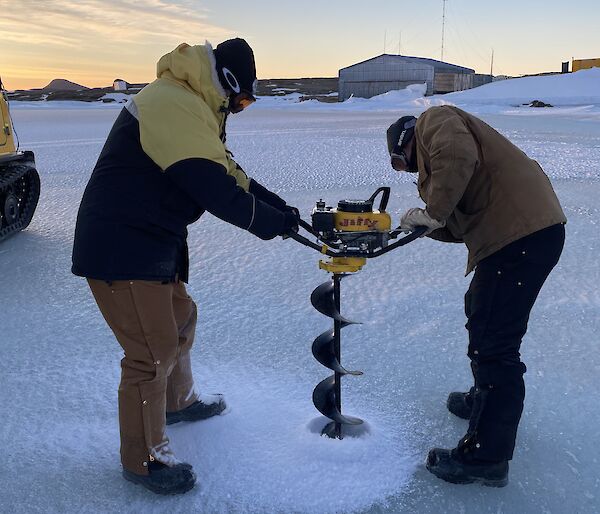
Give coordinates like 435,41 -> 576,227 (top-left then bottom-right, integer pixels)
7,77 -> 339,102
42,79 -> 89,91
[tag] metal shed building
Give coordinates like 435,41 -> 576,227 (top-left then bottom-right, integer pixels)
338,54 -> 476,101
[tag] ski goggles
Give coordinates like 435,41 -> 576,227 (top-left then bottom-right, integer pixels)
229,91 -> 256,113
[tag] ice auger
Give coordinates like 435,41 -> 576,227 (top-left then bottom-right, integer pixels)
289,187 -> 426,439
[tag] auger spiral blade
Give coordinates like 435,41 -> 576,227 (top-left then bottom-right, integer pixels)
312,376 -> 363,426
310,279 -> 358,325
312,329 -> 363,376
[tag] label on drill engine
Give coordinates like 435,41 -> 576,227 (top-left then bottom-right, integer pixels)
334,210 -> 391,232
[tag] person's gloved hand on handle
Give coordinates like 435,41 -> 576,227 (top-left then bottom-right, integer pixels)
400,207 -> 446,236
248,178 -> 300,237
280,205 -> 300,238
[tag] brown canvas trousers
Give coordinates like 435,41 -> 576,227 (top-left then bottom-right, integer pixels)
88,279 -> 200,475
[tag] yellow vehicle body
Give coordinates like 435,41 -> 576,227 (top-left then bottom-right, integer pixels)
0,78 -> 41,241
1,88 -> 17,156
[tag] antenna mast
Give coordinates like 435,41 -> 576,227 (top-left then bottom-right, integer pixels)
384,29 -> 387,54
441,0 -> 447,61
490,48 -> 494,76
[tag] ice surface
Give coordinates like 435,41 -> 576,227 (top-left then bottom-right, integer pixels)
1,96 -> 599,513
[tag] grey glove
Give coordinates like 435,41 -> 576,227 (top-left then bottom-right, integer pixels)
400,207 -> 446,235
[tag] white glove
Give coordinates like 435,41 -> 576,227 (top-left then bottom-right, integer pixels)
400,207 -> 446,235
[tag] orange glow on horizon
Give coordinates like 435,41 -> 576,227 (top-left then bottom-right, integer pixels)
3,75 -> 156,92
2,1 -> 596,93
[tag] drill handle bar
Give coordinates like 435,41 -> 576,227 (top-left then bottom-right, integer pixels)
365,226 -> 426,257
367,187 -> 390,212
289,220 -> 427,259
298,218 -> 318,236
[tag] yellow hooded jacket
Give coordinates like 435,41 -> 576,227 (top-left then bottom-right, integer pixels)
72,42 -> 287,282
134,42 -> 250,187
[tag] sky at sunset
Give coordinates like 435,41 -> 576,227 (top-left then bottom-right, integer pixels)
1,0 -> 599,90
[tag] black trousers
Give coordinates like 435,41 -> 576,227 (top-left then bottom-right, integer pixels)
460,224 -> 565,461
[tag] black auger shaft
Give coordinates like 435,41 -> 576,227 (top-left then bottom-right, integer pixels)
311,274 -> 363,439
332,273 -> 343,438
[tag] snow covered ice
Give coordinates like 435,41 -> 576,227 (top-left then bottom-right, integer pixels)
2,71 -> 600,513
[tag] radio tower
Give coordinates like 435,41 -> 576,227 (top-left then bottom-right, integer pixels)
441,0 -> 447,61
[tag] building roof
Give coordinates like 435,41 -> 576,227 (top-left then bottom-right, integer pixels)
340,54 -> 475,74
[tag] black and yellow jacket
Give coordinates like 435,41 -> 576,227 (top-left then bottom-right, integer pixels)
72,43 -> 286,282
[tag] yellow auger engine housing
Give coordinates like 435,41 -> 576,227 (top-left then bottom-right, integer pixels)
332,203 -> 391,233
311,188 -> 392,273
0,78 -> 40,242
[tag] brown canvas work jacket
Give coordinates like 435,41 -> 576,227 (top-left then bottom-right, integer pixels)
415,105 -> 567,275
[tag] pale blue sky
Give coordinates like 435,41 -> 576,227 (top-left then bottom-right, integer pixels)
2,0 -> 599,89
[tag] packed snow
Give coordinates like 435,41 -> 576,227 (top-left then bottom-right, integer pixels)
100,92 -> 130,103
443,68 -> 600,108
254,68 -> 600,118
2,70 -> 600,513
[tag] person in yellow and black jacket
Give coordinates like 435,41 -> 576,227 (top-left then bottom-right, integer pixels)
72,39 -> 298,495
387,107 -> 566,488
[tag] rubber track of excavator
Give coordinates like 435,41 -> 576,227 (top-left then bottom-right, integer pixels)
0,151 -> 40,242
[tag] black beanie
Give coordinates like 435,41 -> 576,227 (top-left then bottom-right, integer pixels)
213,38 -> 257,97
387,116 -> 417,156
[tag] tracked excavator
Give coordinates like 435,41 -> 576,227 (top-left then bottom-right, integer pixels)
0,77 -> 40,242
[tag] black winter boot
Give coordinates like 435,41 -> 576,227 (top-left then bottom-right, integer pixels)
447,389 -> 473,420
426,448 -> 508,487
166,394 -> 227,425
122,461 -> 196,495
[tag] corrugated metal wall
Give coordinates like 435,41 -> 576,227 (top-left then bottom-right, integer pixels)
572,58 -> 600,72
338,55 -> 481,100
472,74 -> 493,88
434,73 -> 473,94
339,56 -> 434,100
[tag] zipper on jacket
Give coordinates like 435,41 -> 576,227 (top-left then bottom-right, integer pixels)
218,104 -> 229,143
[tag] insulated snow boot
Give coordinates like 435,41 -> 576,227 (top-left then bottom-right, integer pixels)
166,394 -> 227,425
447,390 -> 473,420
122,461 -> 196,495
426,448 -> 508,487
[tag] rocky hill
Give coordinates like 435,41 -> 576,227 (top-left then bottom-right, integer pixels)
257,78 -> 338,101
42,79 -> 89,91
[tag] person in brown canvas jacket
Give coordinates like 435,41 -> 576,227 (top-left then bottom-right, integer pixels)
387,106 -> 566,487
72,39 -> 299,495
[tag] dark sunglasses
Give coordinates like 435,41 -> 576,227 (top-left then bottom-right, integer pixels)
229,91 -> 256,113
